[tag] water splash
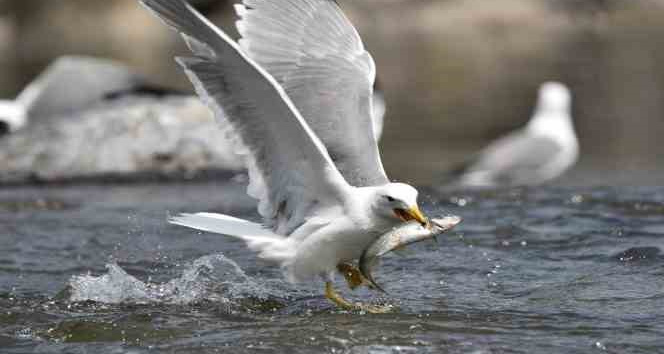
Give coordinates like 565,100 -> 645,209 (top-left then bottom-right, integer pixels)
68,253 -> 285,304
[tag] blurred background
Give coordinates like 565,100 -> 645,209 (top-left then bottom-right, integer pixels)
1,0 -> 664,186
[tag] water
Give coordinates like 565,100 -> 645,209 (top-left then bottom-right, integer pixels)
1,180 -> 663,353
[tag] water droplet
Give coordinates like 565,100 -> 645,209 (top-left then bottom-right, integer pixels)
15,328 -> 33,339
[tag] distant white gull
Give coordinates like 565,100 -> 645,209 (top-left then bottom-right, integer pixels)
451,82 -> 579,187
140,0 -> 434,312
0,56 -> 175,134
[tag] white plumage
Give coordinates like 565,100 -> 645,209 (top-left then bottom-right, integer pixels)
0,100 -> 26,133
234,0 -> 388,187
0,69 -> 39,132
140,0 -> 429,302
453,82 -> 579,187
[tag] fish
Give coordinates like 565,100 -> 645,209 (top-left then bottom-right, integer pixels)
359,215 -> 463,292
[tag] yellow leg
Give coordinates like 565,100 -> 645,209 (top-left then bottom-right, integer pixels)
325,281 -> 356,310
324,282 -> 393,314
337,263 -> 365,290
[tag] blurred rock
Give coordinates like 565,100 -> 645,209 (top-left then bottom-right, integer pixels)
0,95 -> 241,184
0,55 -> 242,184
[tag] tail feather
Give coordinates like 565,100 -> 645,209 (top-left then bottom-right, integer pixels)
169,213 -> 295,263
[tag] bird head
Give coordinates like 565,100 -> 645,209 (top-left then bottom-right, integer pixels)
0,100 -> 27,135
372,183 -> 428,226
527,81 -> 575,140
536,81 -> 571,113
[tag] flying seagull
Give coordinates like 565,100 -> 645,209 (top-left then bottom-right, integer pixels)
450,82 -> 579,187
140,0 -> 432,312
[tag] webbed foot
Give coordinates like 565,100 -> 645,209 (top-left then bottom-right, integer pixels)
324,282 -> 393,314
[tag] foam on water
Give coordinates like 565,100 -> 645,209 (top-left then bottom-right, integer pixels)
68,253 -> 284,304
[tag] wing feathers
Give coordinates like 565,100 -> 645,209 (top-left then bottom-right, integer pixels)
141,0 -> 350,234
235,0 -> 389,187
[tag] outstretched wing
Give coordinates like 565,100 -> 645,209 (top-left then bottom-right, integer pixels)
140,0 -> 351,234
235,0 -> 389,187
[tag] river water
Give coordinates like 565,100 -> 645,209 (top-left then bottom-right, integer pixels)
1,179 -> 663,353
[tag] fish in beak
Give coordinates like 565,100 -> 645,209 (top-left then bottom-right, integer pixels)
394,205 -> 428,226
359,215 -> 463,292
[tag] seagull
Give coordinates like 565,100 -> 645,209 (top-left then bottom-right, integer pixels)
450,82 -> 579,187
140,0 -> 430,312
0,56 -> 178,135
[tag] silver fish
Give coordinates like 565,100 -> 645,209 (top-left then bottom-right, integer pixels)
359,215 -> 462,292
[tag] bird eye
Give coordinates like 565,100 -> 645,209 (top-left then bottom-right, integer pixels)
385,196 -> 396,202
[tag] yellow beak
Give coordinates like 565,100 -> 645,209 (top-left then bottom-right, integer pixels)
407,205 -> 428,226
394,205 -> 428,226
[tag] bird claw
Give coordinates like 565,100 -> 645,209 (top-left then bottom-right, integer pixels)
325,282 -> 394,314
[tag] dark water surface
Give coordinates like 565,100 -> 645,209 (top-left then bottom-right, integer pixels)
1,180 -> 663,353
